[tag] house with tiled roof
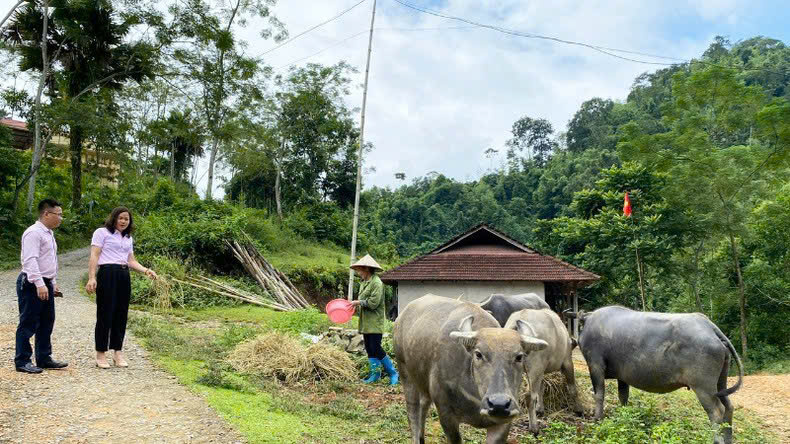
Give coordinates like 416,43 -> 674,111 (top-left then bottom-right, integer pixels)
1,117 -> 119,185
380,224 -> 599,334
1,118 -> 34,150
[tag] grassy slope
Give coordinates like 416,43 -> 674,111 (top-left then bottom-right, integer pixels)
128,307 -> 776,444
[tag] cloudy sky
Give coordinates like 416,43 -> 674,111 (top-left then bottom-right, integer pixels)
2,0 -> 789,197
196,0 -> 787,197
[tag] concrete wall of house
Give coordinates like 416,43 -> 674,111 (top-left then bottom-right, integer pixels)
397,280 -> 545,313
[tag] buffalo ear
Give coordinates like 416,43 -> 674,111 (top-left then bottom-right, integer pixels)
513,319 -> 537,337
449,315 -> 478,351
514,320 -> 548,352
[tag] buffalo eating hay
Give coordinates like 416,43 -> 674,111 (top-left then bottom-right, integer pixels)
519,372 -> 594,416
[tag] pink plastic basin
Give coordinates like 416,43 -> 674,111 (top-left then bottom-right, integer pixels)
326,298 -> 354,324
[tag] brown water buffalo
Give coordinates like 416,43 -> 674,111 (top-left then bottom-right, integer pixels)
504,309 -> 583,433
567,306 -> 744,444
480,293 -> 550,327
393,295 -> 548,444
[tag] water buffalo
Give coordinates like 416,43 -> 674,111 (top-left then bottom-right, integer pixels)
567,306 -> 743,444
480,293 -> 550,327
504,309 -> 583,433
393,295 -> 548,444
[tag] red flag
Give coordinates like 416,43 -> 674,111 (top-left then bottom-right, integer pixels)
623,192 -> 632,217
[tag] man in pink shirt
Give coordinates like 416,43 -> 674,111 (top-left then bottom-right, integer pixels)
15,199 -> 68,373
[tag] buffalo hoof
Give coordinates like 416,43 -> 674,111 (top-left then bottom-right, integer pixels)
529,420 -> 543,435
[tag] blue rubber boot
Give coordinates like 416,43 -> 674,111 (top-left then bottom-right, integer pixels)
363,358 -> 381,383
380,355 -> 399,386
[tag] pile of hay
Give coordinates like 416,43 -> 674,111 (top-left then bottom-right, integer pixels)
518,372 -> 593,415
227,332 -> 357,384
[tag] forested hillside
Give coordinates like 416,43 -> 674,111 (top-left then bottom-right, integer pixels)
0,0 -> 788,372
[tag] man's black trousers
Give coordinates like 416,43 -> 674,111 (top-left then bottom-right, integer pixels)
15,273 -> 55,367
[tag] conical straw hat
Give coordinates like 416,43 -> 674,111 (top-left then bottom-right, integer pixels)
350,254 -> 383,272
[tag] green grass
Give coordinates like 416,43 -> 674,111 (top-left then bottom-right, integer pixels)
165,305 -> 359,333
127,308 -> 777,444
266,241 -> 349,273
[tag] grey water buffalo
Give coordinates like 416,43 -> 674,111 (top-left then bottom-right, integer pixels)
567,306 -> 743,444
393,295 -> 548,444
480,293 -> 550,327
504,309 -> 583,433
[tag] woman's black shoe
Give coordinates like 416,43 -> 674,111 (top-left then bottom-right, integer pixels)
15,363 -> 43,374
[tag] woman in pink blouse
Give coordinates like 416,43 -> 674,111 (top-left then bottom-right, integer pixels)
85,207 -> 157,368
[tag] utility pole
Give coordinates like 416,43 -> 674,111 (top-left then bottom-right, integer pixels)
347,0 -> 377,300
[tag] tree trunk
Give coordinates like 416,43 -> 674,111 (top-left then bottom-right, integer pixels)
0,0 -> 26,29
692,240 -> 705,313
153,145 -> 159,183
275,138 -> 284,221
170,141 -> 175,180
275,166 -> 282,221
728,233 -> 748,358
70,125 -> 83,208
205,139 -> 219,199
635,246 -> 646,311
26,0 -> 50,213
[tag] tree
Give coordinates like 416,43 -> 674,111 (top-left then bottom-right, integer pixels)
619,65 -> 790,357
168,0 -> 284,199
274,62 -> 360,209
505,116 -> 556,167
3,0 -> 157,208
566,98 -> 615,153
145,109 -> 205,182
532,163 -> 692,310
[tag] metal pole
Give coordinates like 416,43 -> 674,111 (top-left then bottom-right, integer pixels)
573,289 -> 579,338
347,0 -> 377,300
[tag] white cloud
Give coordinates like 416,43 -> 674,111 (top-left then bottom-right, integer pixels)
0,0 -> 740,197
688,0 -> 739,21
227,0 -> 713,193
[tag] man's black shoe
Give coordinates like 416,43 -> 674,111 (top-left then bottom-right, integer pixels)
15,363 -> 43,374
38,359 -> 68,369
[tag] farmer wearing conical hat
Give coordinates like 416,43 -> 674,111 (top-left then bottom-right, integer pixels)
350,254 -> 398,386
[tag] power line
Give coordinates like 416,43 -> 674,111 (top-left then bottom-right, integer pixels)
254,0 -> 369,60
390,0 -> 790,74
390,0 -> 675,66
275,25 -> 476,70
276,30 -> 368,69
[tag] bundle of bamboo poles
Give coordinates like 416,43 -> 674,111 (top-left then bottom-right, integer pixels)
171,274 -> 291,311
226,233 -> 311,310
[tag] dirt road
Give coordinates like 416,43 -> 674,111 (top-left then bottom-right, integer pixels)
0,248 -> 244,443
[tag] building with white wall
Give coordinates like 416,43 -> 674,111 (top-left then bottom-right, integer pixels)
380,224 -> 599,334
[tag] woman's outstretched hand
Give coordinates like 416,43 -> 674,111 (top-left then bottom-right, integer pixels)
145,268 -> 158,280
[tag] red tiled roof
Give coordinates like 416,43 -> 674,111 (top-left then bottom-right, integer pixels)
1,118 -> 28,131
380,224 -> 600,284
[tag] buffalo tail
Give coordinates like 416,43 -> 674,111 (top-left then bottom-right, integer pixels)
709,321 -> 744,397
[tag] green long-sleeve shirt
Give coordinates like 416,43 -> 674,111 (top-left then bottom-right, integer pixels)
357,274 -> 386,334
